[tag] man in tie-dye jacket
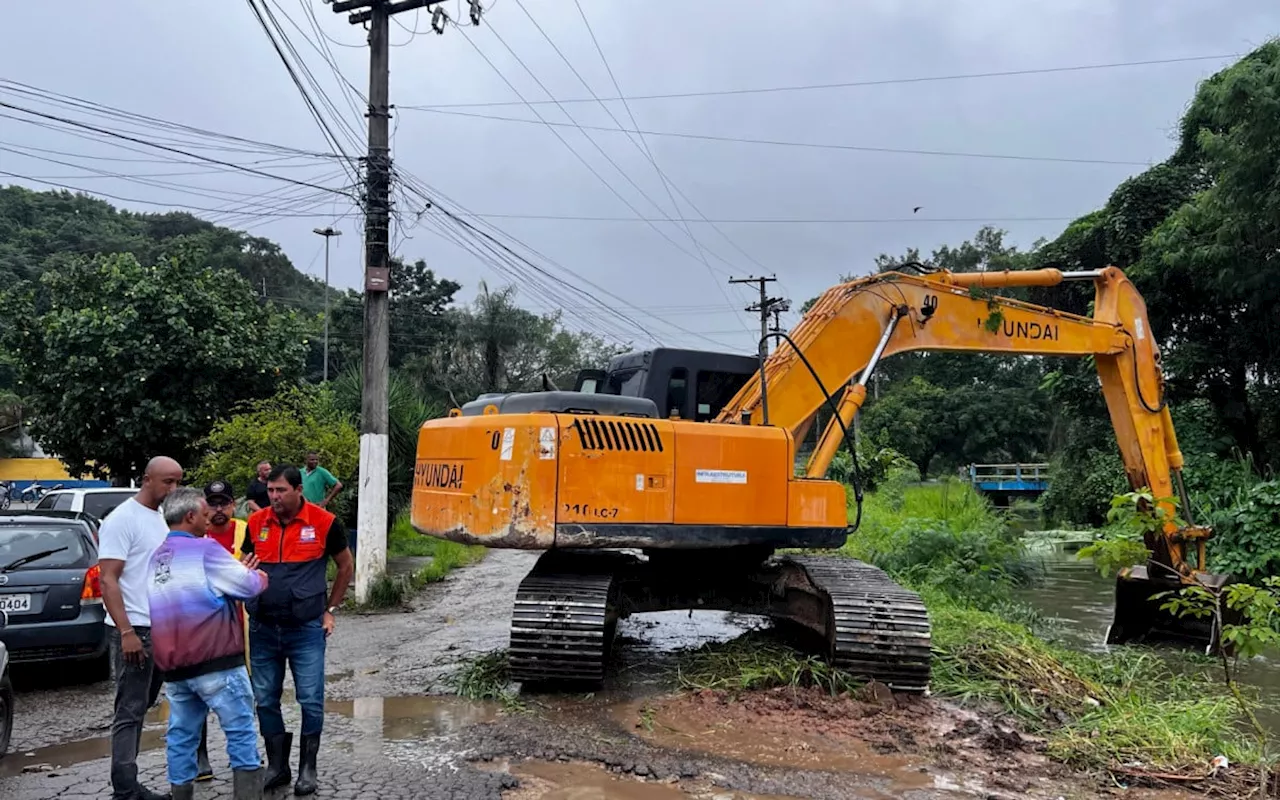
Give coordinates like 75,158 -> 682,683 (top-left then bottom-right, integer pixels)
147,487 -> 269,800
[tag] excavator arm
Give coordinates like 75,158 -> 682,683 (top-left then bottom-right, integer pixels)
717,265 -> 1207,584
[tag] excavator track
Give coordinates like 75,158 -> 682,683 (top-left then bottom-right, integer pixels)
506,551 -> 931,692
508,554 -> 621,684
784,555 -> 932,693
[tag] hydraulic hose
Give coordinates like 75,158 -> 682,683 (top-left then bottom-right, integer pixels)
756,330 -> 866,532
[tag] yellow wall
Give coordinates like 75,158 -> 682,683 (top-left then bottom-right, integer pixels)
0,458 -> 76,481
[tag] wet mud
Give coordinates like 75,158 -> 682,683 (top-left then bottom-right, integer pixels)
0,549 -> 1205,799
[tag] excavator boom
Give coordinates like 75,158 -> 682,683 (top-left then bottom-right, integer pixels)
715,264 -> 1221,649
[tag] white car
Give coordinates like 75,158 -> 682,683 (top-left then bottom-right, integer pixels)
34,488 -> 137,521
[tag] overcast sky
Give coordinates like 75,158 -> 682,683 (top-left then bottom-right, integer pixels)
3,1 -> 1277,353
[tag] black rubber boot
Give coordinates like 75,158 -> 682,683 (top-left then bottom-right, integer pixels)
196,718 -> 213,781
137,786 -> 173,800
169,784 -> 194,800
233,767 -> 263,800
262,732 -> 293,792
293,733 -> 319,796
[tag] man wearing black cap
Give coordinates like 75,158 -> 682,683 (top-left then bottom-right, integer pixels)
204,481 -> 246,559
193,480 -> 249,782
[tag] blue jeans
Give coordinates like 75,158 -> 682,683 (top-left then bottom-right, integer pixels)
165,666 -> 259,785
249,617 -> 327,737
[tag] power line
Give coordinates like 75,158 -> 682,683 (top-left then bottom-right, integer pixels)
567,0 -> 773,278
0,170 -> 350,219
407,107 -> 1151,166
452,23 -> 764,280
246,0 -> 364,188
0,100 -> 354,197
508,1 -> 752,335
407,53 -> 1241,109
0,80 -> 345,160
451,212 -> 1078,224
396,176 -> 742,349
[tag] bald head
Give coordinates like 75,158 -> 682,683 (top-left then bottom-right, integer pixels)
138,456 -> 183,510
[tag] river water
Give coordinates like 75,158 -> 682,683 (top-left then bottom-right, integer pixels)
1017,535 -> 1280,733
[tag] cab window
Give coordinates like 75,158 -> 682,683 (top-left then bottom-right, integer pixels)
695,370 -> 751,422
665,368 -> 688,418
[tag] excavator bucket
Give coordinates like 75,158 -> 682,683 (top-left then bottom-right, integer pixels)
1105,565 -> 1230,654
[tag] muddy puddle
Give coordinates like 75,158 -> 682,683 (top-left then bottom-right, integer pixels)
0,704 -> 170,778
0,694 -> 499,779
609,696 -> 934,787
500,759 -> 798,800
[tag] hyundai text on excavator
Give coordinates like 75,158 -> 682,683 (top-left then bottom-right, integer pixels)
411,265 -> 1227,692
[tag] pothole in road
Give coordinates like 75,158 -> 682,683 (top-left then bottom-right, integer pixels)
324,694 -> 499,740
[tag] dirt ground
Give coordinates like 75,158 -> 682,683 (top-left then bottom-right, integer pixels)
0,550 -> 1217,799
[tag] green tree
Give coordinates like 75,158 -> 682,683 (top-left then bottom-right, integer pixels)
331,367 -> 445,518
1,250 -> 308,481
389,257 -> 460,369
0,186 -> 331,311
193,385 -> 359,521
410,282 -> 619,404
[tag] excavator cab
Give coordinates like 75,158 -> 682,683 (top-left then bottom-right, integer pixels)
573,348 -> 758,422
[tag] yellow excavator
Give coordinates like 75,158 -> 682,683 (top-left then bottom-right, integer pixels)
411,265 -> 1226,691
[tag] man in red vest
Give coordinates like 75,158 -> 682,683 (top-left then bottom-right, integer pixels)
240,465 -> 353,796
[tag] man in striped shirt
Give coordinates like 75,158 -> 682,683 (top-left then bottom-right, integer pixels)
147,487 -> 268,800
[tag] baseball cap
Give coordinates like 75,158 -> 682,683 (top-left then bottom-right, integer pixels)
204,480 -> 235,504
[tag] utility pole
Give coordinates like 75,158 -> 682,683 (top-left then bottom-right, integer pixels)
333,0 -> 448,603
729,275 -> 786,357
312,227 -> 341,382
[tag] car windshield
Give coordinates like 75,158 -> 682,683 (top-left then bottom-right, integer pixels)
0,525 -> 88,570
84,492 -> 136,519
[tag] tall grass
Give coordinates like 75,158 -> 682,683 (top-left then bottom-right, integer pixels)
348,512 -> 487,609
842,477 -> 1038,609
388,511 -> 486,585
828,479 -> 1258,772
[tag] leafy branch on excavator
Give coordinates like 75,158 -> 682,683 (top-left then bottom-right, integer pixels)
411,264 -> 1228,692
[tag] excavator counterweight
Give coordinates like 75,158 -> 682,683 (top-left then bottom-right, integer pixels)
412,265 -> 1228,691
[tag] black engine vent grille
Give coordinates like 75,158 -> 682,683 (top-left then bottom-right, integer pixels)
572,419 -> 664,452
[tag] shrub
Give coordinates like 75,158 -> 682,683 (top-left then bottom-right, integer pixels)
843,479 -> 1036,608
1205,480 -> 1280,581
193,385 -> 359,521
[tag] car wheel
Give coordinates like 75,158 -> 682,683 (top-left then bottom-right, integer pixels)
0,673 -> 12,760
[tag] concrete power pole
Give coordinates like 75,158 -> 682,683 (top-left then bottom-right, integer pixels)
312,226 -> 341,382
333,0 -> 447,603
729,275 -> 785,357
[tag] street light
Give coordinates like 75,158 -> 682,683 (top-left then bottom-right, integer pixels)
313,227 -> 342,382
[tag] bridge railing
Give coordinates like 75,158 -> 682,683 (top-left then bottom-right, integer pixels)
968,463 -> 1050,485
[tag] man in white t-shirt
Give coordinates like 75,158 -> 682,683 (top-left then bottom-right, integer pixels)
99,456 -> 183,800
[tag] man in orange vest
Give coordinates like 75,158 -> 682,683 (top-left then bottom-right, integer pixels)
193,480 -> 250,782
241,465 -> 353,796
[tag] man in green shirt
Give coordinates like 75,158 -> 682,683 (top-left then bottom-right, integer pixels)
301,452 -> 343,509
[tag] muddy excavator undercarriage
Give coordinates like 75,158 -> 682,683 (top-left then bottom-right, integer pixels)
412,265 -> 1225,692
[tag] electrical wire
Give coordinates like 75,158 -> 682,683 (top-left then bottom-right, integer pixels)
245,0 -> 363,188
411,53 -> 1241,109
446,212 -> 1077,224
0,170 -> 350,219
407,107 -> 1152,167
513,0 -> 754,336
0,101 -> 353,198
759,329 -> 866,531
